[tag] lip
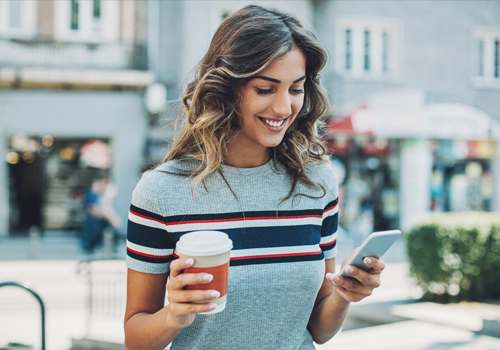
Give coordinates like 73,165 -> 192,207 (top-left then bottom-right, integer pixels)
258,116 -> 289,132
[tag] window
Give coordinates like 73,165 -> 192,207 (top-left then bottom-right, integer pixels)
345,29 -> 352,71
70,0 -> 79,30
0,0 -> 37,38
336,18 -> 401,79
54,0 -> 119,42
474,29 -> 500,86
93,0 -> 101,32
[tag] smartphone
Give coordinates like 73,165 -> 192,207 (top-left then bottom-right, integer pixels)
339,230 -> 401,278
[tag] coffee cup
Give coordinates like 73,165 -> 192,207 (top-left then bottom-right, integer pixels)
175,230 -> 233,314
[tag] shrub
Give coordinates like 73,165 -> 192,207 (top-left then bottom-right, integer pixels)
406,212 -> 500,303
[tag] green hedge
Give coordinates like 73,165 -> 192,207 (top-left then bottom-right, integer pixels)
407,212 -> 500,302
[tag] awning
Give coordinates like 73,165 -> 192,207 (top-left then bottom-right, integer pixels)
325,90 -> 500,140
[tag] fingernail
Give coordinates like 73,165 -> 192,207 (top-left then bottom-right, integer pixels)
326,272 -> 334,280
203,274 -> 213,282
209,303 -> 217,310
186,258 -> 194,265
364,257 -> 372,265
346,266 -> 354,274
332,274 -> 340,285
210,291 -> 220,299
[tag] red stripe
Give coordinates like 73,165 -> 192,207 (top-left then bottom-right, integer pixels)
230,250 -> 322,260
320,239 -> 337,247
129,210 -> 164,225
323,203 -> 338,214
164,215 -> 322,226
127,247 -> 173,259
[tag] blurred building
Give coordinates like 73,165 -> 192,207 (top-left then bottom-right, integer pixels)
0,0 -> 151,236
316,1 -> 500,232
1,0 -> 499,238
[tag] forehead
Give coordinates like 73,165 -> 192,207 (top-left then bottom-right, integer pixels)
257,47 -> 306,81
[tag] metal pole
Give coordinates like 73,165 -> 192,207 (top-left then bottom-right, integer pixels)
0,282 -> 45,350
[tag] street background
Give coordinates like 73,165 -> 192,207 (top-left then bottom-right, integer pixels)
1,0 -> 500,349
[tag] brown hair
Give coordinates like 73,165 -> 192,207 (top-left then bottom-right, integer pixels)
163,4 -> 330,200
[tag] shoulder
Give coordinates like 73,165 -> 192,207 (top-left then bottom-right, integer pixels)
306,159 -> 339,196
131,158 -> 199,213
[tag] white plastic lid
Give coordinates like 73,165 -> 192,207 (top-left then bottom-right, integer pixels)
176,231 -> 233,256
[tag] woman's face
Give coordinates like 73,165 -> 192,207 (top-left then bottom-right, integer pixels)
235,47 -> 306,157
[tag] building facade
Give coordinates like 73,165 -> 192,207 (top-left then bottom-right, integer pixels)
0,0 -> 152,236
315,1 -> 500,232
1,0 -> 499,238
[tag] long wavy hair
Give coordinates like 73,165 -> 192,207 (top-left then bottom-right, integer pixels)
162,4 -> 331,201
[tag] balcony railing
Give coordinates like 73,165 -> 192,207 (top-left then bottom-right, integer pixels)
0,38 -> 148,71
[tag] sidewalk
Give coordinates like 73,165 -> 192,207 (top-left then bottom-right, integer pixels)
1,234 -> 500,350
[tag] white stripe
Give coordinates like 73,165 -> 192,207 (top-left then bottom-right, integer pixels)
323,205 -> 338,219
320,231 -> 337,245
129,211 -> 166,230
165,217 -> 322,233
230,245 -> 320,258
127,240 -> 173,257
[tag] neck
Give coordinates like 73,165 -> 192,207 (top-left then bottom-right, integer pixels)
224,145 -> 271,168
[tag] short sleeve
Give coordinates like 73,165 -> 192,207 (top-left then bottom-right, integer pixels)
126,173 -> 175,274
319,163 -> 339,260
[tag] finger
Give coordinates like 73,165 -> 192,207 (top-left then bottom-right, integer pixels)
168,289 -> 220,304
343,265 -> 381,287
363,257 -> 386,273
167,271 -> 214,291
326,273 -> 373,297
169,258 -> 195,278
170,301 -> 218,316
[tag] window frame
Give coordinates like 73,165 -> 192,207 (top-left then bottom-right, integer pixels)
54,0 -> 119,43
336,17 -> 403,81
0,0 -> 37,39
473,28 -> 500,89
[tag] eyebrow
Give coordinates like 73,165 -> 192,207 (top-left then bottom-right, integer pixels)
253,75 -> 307,84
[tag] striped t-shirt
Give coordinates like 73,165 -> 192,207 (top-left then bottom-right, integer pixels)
126,158 -> 338,350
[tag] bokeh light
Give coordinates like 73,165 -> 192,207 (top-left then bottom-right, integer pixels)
5,152 -> 19,165
42,135 -> 54,147
22,152 -> 35,164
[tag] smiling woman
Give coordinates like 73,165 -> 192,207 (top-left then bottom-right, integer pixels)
124,4 -> 387,350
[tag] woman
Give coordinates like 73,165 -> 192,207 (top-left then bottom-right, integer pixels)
124,5 -> 385,350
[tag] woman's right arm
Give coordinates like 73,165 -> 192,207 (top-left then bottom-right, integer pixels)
124,258 -> 220,350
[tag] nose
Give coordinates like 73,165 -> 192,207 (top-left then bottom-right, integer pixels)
271,92 -> 292,118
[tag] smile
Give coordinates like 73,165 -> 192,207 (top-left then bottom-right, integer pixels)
259,117 -> 287,128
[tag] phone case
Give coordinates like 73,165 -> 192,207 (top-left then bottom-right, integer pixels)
340,230 -> 401,278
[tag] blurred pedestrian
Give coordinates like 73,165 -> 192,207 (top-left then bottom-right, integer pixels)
124,5 -> 387,350
80,179 -> 106,253
80,178 -> 121,253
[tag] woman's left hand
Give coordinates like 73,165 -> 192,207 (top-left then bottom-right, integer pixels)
325,250 -> 385,303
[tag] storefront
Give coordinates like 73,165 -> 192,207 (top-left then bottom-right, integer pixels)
325,90 -> 500,234
0,90 -> 147,237
6,135 -> 112,233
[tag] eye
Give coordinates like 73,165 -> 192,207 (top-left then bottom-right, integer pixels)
256,88 -> 273,95
291,89 -> 304,95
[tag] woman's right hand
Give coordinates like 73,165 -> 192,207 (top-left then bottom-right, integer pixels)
165,258 -> 220,329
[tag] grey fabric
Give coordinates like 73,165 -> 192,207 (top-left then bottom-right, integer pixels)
126,158 -> 339,349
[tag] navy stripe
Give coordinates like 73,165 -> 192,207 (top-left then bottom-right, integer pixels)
169,225 -> 322,250
131,204 -> 323,224
230,252 -> 324,267
324,199 -> 338,211
127,249 -> 174,264
127,220 -> 175,249
321,212 -> 338,237
130,204 -> 164,223
321,240 -> 337,252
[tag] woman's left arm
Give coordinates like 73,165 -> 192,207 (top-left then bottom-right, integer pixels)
307,254 -> 385,344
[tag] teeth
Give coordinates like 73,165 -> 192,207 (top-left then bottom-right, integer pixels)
264,118 -> 284,127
